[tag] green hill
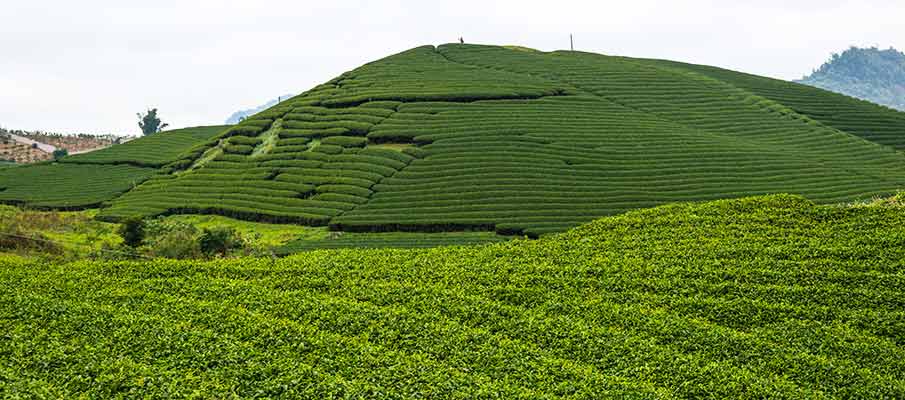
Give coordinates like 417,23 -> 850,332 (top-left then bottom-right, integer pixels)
3,44 -> 905,237
798,46 -> 905,112
2,195 -> 904,397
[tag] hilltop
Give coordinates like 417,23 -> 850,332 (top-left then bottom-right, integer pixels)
1,44 -> 905,242
798,46 -> 905,111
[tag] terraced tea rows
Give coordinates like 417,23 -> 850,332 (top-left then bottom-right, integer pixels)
645,59 -> 905,151
3,195 -> 904,397
98,46 -> 570,225
62,125 -> 229,168
0,163 -> 154,209
99,97 -> 422,223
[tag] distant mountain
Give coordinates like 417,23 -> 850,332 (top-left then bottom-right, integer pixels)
225,94 -> 295,124
797,47 -> 905,111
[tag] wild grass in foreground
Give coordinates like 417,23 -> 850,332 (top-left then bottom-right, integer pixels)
0,194 -> 903,398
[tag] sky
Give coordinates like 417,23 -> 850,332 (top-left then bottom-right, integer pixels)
1,0 -> 903,135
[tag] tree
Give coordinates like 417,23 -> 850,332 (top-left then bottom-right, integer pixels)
137,108 -> 169,135
118,217 -> 146,248
52,149 -> 68,160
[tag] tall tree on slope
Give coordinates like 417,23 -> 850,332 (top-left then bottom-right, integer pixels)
137,108 -> 169,135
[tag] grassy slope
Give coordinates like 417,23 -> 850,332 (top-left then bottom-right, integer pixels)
98,44 -> 905,238
1,195 -> 904,397
276,231 -> 513,254
0,205 -> 121,256
165,214 -> 328,247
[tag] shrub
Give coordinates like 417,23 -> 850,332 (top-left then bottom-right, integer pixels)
148,228 -> 202,259
118,217 -> 145,248
321,136 -> 368,148
199,226 -> 242,257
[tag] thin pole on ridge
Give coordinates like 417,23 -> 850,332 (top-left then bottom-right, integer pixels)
570,34 -> 574,51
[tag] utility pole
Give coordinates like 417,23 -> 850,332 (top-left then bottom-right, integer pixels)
570,34 -> 574,51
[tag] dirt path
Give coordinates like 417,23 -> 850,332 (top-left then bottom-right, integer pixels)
7,133 -> 56,153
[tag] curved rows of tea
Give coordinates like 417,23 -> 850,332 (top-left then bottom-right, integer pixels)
97,97 -> 422,223
98,46 -> 568,225
2,195 -> 904,397
62,125 -> 229,168
644,59 -> 905,151
0,126 -> 229,209
0,163 -> 154,209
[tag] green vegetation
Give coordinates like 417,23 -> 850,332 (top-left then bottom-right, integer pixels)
1,195 -> 903,397
51,149 -> 68,160
0,205 -> 120,257
2,44 -> 905,242
82,44 -> 905,238
166,214 -> 326,247
117,217 -> 145,248
0,163 -> 154,208
646,56 -> 905,151
62,125 -> 228,168
276,231 -> 512,254
798,46 -> 905,112
137,108 -> 169,135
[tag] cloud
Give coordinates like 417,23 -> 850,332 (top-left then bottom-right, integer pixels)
1,0 -> 902,134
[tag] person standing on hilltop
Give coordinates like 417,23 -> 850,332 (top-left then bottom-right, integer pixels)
459,37 -> 464,44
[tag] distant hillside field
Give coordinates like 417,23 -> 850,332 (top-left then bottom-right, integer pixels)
2,195 -> 904,397
798,47 -> 905,111
62,125 -> 229,168
3,44 -> 905,237
0,163 -> 153,209
0,126 -> 227,209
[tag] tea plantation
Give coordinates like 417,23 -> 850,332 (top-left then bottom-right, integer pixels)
2,195 -> 903,397
0,126 -> 228,209
61,125 -> 230,168
0,163 -> 154,209
104,44 -> 905,237
2,44 -> 905,239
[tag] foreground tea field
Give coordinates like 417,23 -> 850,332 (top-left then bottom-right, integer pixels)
2,195 -> 904,398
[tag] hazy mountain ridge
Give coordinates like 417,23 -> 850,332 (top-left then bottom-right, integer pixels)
225,94 -> 295,124
797,47 -> 905,111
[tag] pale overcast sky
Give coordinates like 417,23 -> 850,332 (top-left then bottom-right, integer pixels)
1,0 -> 903,135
